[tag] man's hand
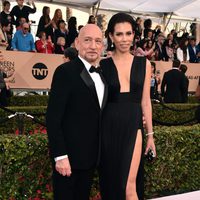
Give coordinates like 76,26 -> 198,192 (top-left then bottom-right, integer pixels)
55,157 -> 72,177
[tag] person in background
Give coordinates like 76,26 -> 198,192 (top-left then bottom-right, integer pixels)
153,25 -> 162,39
87,15 -> 96,24
188,37 -> 199,63
0,1 -> 12,24
54,19 -> 68,48
196,41 -> 200,62
195,77 -> 200,100
150,61 -> 160,99
145,40 -> 156,60
177,38 -> 190,63
16,17 -> 26,30
35,31 -> 54,54
66,17 -> 78,47
135,39 -> 155,59
36,6 -> 54,41
12,22 -> 36,52
54,36 -> 65,54
63,47 -> 78,62
143,18 -> 152,39
52,9 -> 63,30
0,20 -> 11,50
145,29 -> 154,41
0,64 -> 11,106
135,17 -> 143,40
11,0 -> 36,28
161,59 -> 187,103
0,1 -> 13,45
179,64 -> 189,103
154,33 -> 165,61
78,25 -> 84,33
163,38 -> 175,61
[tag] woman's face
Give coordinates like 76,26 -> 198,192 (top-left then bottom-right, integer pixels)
185,40 -> 189,46
41,33 -> 46,40
169,39 -> 172,46
46,8 -> 50,15
143,41 -> 147,49
151,65 -> 155,74
110,22 -> 134,53
148,41 -> 153,48
57,10 -> 62,18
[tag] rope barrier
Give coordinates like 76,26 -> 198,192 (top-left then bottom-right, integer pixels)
0,99 -> 199,131
152,99 -> 200,126
153,118 -> 197,126
0,106 -> 46,134
152,99 -> 199,112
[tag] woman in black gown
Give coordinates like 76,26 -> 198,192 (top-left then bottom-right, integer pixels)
99,13 -> 156,200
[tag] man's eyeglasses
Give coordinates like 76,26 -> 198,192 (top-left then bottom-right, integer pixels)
23,27 -> 29,30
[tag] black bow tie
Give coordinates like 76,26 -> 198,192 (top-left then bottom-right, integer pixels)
89,66 -> 102,74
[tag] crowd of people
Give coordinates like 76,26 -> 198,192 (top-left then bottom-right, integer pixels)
0,0 -> 96,54
1,0 -> 200,62
0,1 -> 199,199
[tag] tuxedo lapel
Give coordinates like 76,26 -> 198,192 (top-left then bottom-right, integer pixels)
80,67 -> 100,109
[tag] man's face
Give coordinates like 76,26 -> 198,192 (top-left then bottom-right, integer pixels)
75,24 -> 103,65
190,40 -> 196,47
4,3 -> 10,11
17,0 -> 24,6
20,18 -> 26,25
22,24 -> 29,34
158,36 -> 165,44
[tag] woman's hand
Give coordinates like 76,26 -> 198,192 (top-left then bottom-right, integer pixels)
145,136 -> 156,157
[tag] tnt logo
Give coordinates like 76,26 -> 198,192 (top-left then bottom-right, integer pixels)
32,63 -> 48,80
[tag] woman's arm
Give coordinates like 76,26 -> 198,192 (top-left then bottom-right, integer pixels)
136,47 -> 154,56
141,59 -> 156,155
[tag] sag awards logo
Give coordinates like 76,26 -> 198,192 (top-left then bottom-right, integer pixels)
0,58 -> 15,83
32,63 -> 48,80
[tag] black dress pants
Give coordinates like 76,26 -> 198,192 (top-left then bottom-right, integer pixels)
53,168 -> 94,200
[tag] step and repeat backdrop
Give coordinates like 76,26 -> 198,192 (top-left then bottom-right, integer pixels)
0,50 -> 199,92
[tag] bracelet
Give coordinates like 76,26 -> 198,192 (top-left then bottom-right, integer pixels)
146,132 -> 154,136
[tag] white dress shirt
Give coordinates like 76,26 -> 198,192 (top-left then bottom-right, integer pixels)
55,56 -> 105,162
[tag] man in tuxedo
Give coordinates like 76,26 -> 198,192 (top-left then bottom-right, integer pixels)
46,24 -> 107,200
161,59 -> 187,103
179,64 -> 189,103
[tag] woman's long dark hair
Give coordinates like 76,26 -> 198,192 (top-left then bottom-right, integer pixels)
42,6 -> 50,25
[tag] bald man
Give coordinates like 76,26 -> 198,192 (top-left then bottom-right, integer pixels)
46,24 -> 108,200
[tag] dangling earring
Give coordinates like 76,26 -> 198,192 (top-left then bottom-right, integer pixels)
111,42 -> 114,48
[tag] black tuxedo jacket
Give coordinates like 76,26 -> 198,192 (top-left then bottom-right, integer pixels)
46,57 -> 108,170
161,68 -> 187,103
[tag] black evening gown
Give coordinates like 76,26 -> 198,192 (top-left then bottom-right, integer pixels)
99,56 -> 146,200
